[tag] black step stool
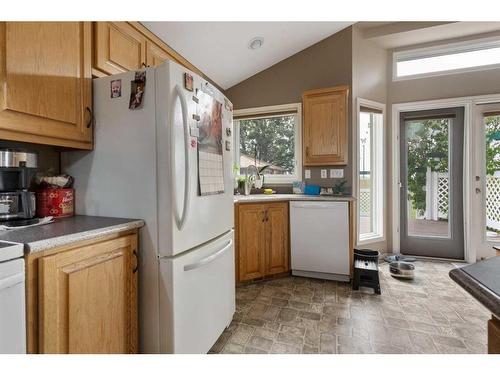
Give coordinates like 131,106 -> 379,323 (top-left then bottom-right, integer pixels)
352,249 -> 381,294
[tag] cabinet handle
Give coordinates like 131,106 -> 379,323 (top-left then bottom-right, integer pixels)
132,250 -> 139,273
141,62 -> 148,68
85,107 -> 94,128
306,146 -> 310,157
265,210 -> 269,222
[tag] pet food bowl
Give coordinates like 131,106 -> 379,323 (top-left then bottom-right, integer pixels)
389,261 -> 415,279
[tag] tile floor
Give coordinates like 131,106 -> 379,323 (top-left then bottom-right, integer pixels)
210,260 -> 490,354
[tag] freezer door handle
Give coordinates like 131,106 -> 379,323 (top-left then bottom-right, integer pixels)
292,202 -> 342,209
171,84 -> 191,230
0,272 -> 24,290
183,240 -> 232,272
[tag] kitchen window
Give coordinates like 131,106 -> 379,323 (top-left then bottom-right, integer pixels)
393,37 -> 500,80
357,100 -> 385,243
233,103 -> 302,184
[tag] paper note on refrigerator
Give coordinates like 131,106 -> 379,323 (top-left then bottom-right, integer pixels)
197,91 -> 225,196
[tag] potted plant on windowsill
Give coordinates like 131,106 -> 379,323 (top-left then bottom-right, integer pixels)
254,165 -> 270,189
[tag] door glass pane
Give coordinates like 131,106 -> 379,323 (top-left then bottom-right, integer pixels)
405,118 -> 450,238
484,113 -> 500,240
359,112 -> 372,235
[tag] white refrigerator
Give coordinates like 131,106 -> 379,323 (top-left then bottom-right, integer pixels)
62,60 -> 235,354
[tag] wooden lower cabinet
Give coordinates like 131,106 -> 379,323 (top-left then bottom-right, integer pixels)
266,203 -> 289,276
489,316 -> 500,354
26,231 -> 138,354
236,202 -> 289,282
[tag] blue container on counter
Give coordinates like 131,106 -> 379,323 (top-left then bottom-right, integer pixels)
304,184 -> 321,195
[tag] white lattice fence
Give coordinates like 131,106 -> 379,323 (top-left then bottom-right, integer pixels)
425,168 -> 449,221
359,189 -> 371,216
486,176 -> 500,232
437,173 -> 449,219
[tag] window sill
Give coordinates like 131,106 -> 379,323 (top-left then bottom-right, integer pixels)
357,234 -> 385,246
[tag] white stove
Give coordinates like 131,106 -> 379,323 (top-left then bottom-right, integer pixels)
0,240 -> 26,354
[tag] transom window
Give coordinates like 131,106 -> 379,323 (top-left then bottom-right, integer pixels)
393,37 -> 500,80
233,103 -> 302,184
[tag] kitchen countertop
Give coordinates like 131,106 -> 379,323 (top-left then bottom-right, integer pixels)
234,193 -> 355,203
449,256 -> 500,317
0,215 -> 144,254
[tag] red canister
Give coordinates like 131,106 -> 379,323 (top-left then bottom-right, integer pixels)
36,188 -> 75,218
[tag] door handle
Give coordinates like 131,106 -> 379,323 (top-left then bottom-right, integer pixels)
0,273 -> 24,289
183,240 -> 232,271
132,250 -> 139,273
85,107 -> 94,128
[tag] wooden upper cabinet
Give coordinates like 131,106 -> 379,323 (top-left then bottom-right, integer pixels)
94,22 -> 147,76
265,202 -> 289,276
0,22 -> 92,149
302,85 -> 349,166
146,41 -> 170,67
237,203 -> 266,281
38,235 -> 138,354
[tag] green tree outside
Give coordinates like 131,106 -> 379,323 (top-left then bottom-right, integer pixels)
406,116 -> 500,216
239,115 -> 295,173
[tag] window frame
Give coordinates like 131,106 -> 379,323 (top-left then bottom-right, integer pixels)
356,98 -> 385,245
393,36 -> 500,81
233,103 -> 302,185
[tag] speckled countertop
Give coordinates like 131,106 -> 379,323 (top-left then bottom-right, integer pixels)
449,256 -> 500,317
234,193 -> 355,203
0,215 -> 144,254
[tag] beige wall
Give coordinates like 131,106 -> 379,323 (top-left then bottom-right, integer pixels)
226,26 -> 353,190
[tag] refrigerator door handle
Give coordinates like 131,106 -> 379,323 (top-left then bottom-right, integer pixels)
171,84 -> 191,230
183,240 -> 232,272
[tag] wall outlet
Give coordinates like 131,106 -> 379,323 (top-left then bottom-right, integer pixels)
305,169 -> 311,179
330,169 -> 344,178
321,169 -> 327,179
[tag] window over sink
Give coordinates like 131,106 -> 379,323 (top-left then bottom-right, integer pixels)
233,103 -> 302,184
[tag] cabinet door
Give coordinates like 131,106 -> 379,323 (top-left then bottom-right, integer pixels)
146,40 -> 170,67
0,22 -> 92,149
237,204 -> 266,281
303,86 -> 349,166
94,22 -> 147,75
265,202 -> 290,275
38,235 -> 138,354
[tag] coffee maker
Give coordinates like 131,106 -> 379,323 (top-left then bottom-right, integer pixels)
0,149 -> 38,225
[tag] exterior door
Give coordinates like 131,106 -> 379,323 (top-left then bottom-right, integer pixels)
472,103 -> 500,259
400,107 -> 464,259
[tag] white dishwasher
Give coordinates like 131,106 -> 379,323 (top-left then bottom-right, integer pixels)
0,240 -> 26,354
290,201 -> 350,282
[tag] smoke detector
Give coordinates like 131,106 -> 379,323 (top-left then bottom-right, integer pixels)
248,37 -> 264,50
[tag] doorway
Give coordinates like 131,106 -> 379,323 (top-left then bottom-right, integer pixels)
399,107 -> 465,259
472,103 -> 500,258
